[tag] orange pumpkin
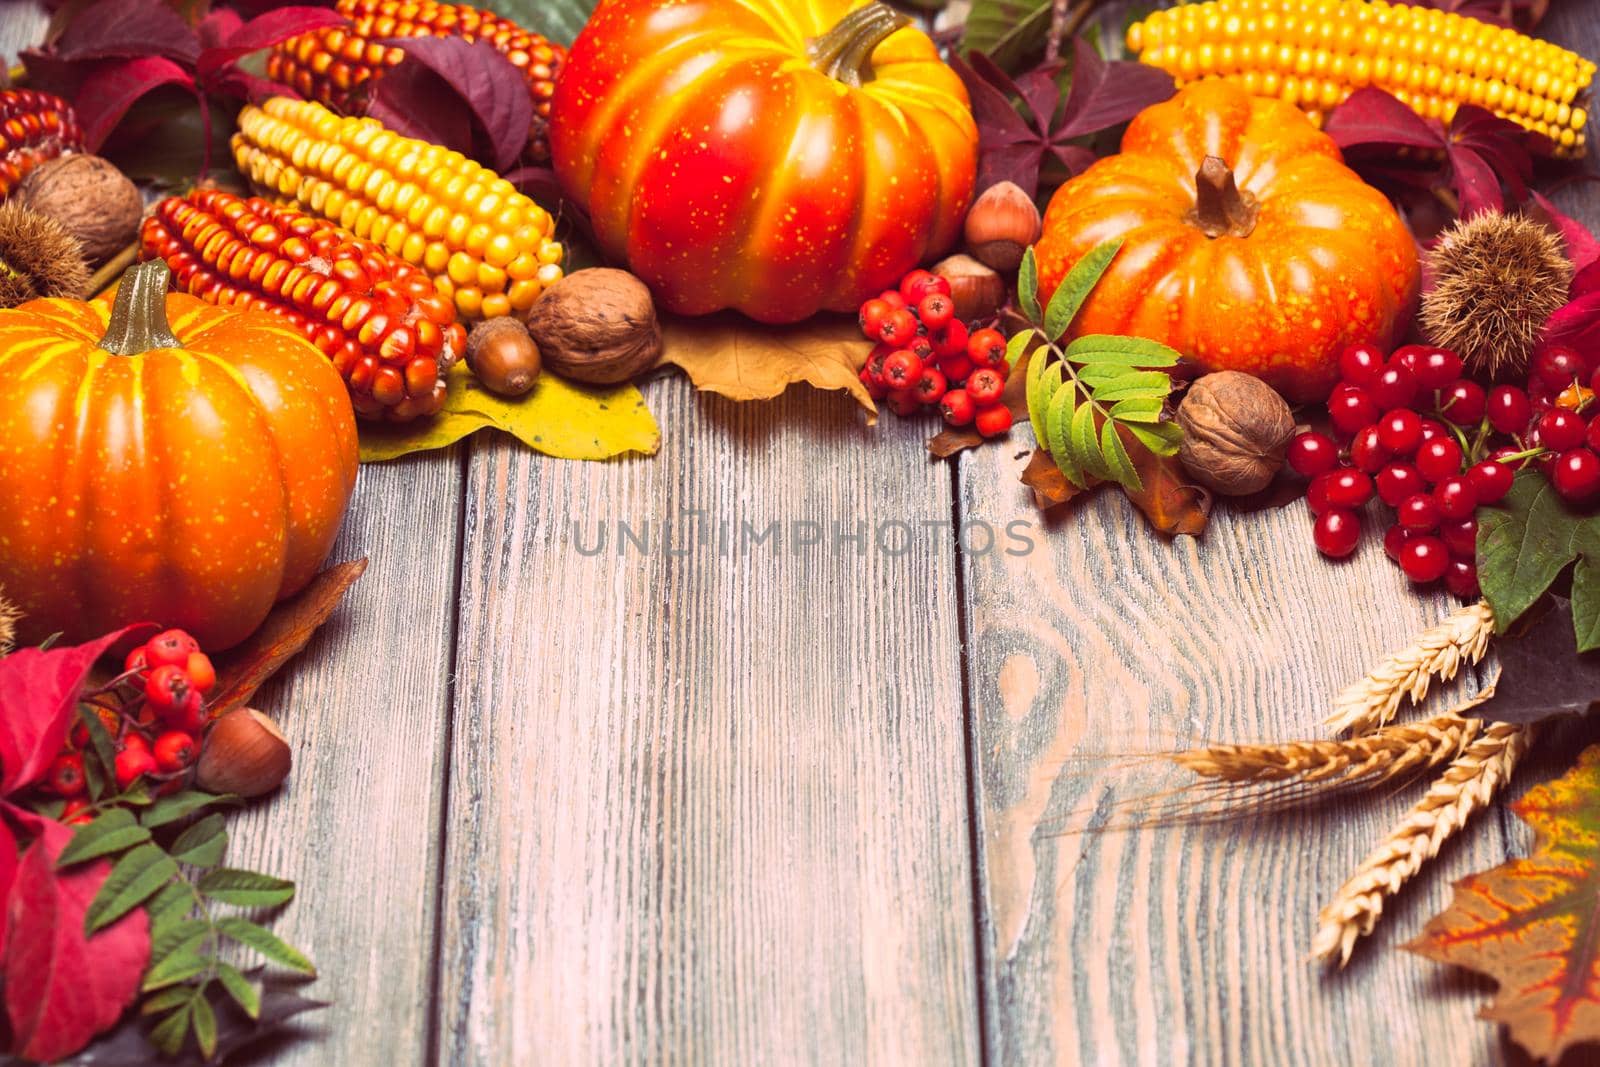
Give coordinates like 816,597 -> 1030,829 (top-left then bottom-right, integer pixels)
1034,80 -> 1419,402
0,261 -> 358,650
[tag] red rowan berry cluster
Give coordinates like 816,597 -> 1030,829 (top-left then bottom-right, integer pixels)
857,269 -> 1014,438
44,628 -> 217,820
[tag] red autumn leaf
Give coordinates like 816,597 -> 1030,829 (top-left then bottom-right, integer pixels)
1531,189 -> 1600,274
73,55 -> 196,151
0,625 -> 145,797
195,6 -> 347,81
52,0 -> 198,65
367,36 -> 533,173
5,819 -> 150,1063
1324,86 -> 1444,150
0,815 -> 18,957
1406,743 -> 1600,1061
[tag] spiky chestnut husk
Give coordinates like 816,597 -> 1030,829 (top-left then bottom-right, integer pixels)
0,585 -> 18,655
1421,212 -> 1573,379
0,201 -> 90,307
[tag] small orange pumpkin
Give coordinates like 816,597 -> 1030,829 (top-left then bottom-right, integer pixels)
1034,80 -> 1419,402
0,261 -> 358,650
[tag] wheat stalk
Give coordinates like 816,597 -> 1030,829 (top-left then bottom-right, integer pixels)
1310,718 -> 1531,965
1324,600 -> 1495,736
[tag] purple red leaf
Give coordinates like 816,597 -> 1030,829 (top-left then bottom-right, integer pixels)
366,36 -> 532,173
1324,87 -> 1444,151
73,56 -> 196,151
1531,189 -> 1600,274
196,6 -> 348,80
1053,38 -> 1175,141
52,0 -> 199,66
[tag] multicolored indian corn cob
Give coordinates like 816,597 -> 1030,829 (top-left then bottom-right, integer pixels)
141,188 -> 468,421
232,97 -> 565,323
0,89 -> 85,198
267,0 -> 565,161
1127,0 -> 1594,155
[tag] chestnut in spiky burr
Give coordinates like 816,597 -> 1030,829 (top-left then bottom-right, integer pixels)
1421,212 -> 1573,379
0,201 -> 91,308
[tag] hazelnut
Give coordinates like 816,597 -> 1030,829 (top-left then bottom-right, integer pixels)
932,253 -> 1005,322
196,708 -> 291,798
14,154 -> 142,264
964,181 -> 1042,273
466,316 -> 541,397
1175,371 -> 1296,496
525,268 -> 661,384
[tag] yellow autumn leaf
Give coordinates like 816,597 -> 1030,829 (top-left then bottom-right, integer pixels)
358,363 -> 660,463
658,313 -> 877,418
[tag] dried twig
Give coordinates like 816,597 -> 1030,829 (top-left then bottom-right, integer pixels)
1325,600 -> 1495,736
87,241 -> 140,298
1311,719 -> 1531,965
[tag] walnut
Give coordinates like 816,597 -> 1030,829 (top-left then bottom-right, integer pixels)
14,154 -> 142,265
1176,371 -> 1295,496
524,268 -> 661,384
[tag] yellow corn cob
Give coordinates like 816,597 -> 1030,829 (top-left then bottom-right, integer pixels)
232,97 -> 564,321
1127,0 -> 1594,156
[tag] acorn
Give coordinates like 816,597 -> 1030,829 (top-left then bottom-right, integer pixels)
0,201 -> 90,308
964,181 -> 1042,273
465,315 -> 541,397
196,708 -> 292,798
932,253 -> 1006,321
13,154 -> 142,264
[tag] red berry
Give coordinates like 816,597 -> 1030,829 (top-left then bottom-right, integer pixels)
907,334 -> 936,366
967,327 -> 1006,368
1415,437 -> 1464,483
1398,492 -> 1441,531
1588,416 -> 1600,454
912,366 -> 948,405
1533,344 -> 1586,391
1439,380 -> 1486,426
917,292 -> 954,331
114,747 -> 157,789
938,353 -> 974,382
1399,535 -> 1450,583
1390,344 -> 1429,375
966,367 -> 1005,406
900,269 -> 948,305
153,731 -> 197,772
1591,365 -> 1600,397
1551,448 -> 1600,502
1433,476 -> 1478,521
1376,463 -> 1423,507
1384,523 -> 1416,561
1467,461 -> 1514,505
1445,559 -> 1481,599
1306,472 -> 1336,516
1329,386 -> 1381,435
145,664 -> 196,713
1287,432 -> 1340,477
881,349 -> 924,390
1418,418 -> 1450,446
1376,409 -> 1423,455
1440,517 -> 1479,557
886,389 -> 922,417
877,309 -> 919,347
1539,410 -> 1587,452
941,389 -> 976,426
1313,508 -> 1362,558
62,798 -> 92,825
859,298 -> 892,340
185,653 -> 215,693
123,646 -> 149,675
1349,426 -> 1391,474
975,404 -> 1014,438
1324,469 -> 1374,509
48,753 -> 86,796
1413,348 -> 1464,389
1487,385 -> 1533,435
992,359 -> 1012,380
144,629 -> 199,669
929,319 -> 969,360
878,290 -> 907,310
1338,343 -> 1386,387
859,365 -> 887,400
1371,365 -> 1418,411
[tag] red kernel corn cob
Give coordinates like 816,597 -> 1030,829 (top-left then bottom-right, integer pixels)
141,188 -> 468,422
267,0 -> 565,162
0,89 -> 85,198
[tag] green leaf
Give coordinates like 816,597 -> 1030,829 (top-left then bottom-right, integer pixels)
358,364 -> 660,463
1093,371 -> 1172,401
147,881 -> 196,939
1127,421 -> 1185,457
1064,334 -> 1182,367
148,1003 -> 192,1056
142,790 -> 240,829
149,919 -> 211,970
1027,353 -> 1063,448
1046,379 -> 1085,487
193,993 -> 218,1059
1045,239 -> 1123,342
1018,246 -> 1042,325
1101,421 -> 1142,491
82,749 -> 107,802
168,815 -> 228,869
964,0 -> 1054,72
217,918 -> 316,975
87,843 -> 179,932
198,869 -> 297,908
1478,472 -> 1600,640
78,706 -> 119,794
143,950 -> 210,992
57,809 -> 150,867
216,963 -> 262,1021
1071,401 -> 1110,481
141,987 -> 195,1016
1007,330 -> 1035,368
1109,397 -> 1167,423
1574,557 -> 1600,654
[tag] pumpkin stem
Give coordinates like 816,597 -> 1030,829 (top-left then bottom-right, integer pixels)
99,260 -> 180,356
1188,155 -> 1260,239
808,3 -> 910,88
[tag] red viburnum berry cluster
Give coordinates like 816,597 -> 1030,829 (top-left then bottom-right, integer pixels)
857,269 -> 1015,438
45,628 -> 217,821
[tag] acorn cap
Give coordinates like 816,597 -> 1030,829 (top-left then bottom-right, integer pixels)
0,200 -> 91,308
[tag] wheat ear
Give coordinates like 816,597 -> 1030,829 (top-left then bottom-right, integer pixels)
0,585 -> 17,656
1324,600 -> 1495,736
1310,717 -> 1531,965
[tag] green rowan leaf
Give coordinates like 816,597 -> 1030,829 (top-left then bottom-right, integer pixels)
1127,421 -> 1185,456
78,706 -> 119,794
149,919 -> 211,969
1071,402 -> 1110,480
1019,246 -> 1041,324
1092,371 -> 1172,401
1065,334 -> 1181,366
193,994 -> 218,1059
1109,398 -> 1167,423
1028,356 -> 1063,447
1046,380 -> 1085,487
142,790 -> 240,829
149,1003 -> 192,1055
1045,239 -> 1122,342
147,881 -> 196,938
143,949 -> 210,991
141,987 -> 195,1016
169,814 -> 228,869
87,843 -> 178,932
216,962 -> 262,1020
57,809 -> 150,867
198,868 -> 296,907
217,918 -> 315,975
1101,421 -> 1142,491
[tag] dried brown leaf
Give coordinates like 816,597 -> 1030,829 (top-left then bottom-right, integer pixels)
1020,447 -> 1088,508
658,314 -> 876,417
1124,440 -> 1212,536
209,559 -> 368,715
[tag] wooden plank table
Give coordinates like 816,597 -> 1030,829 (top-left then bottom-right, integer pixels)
4,3 -> 1598,1064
